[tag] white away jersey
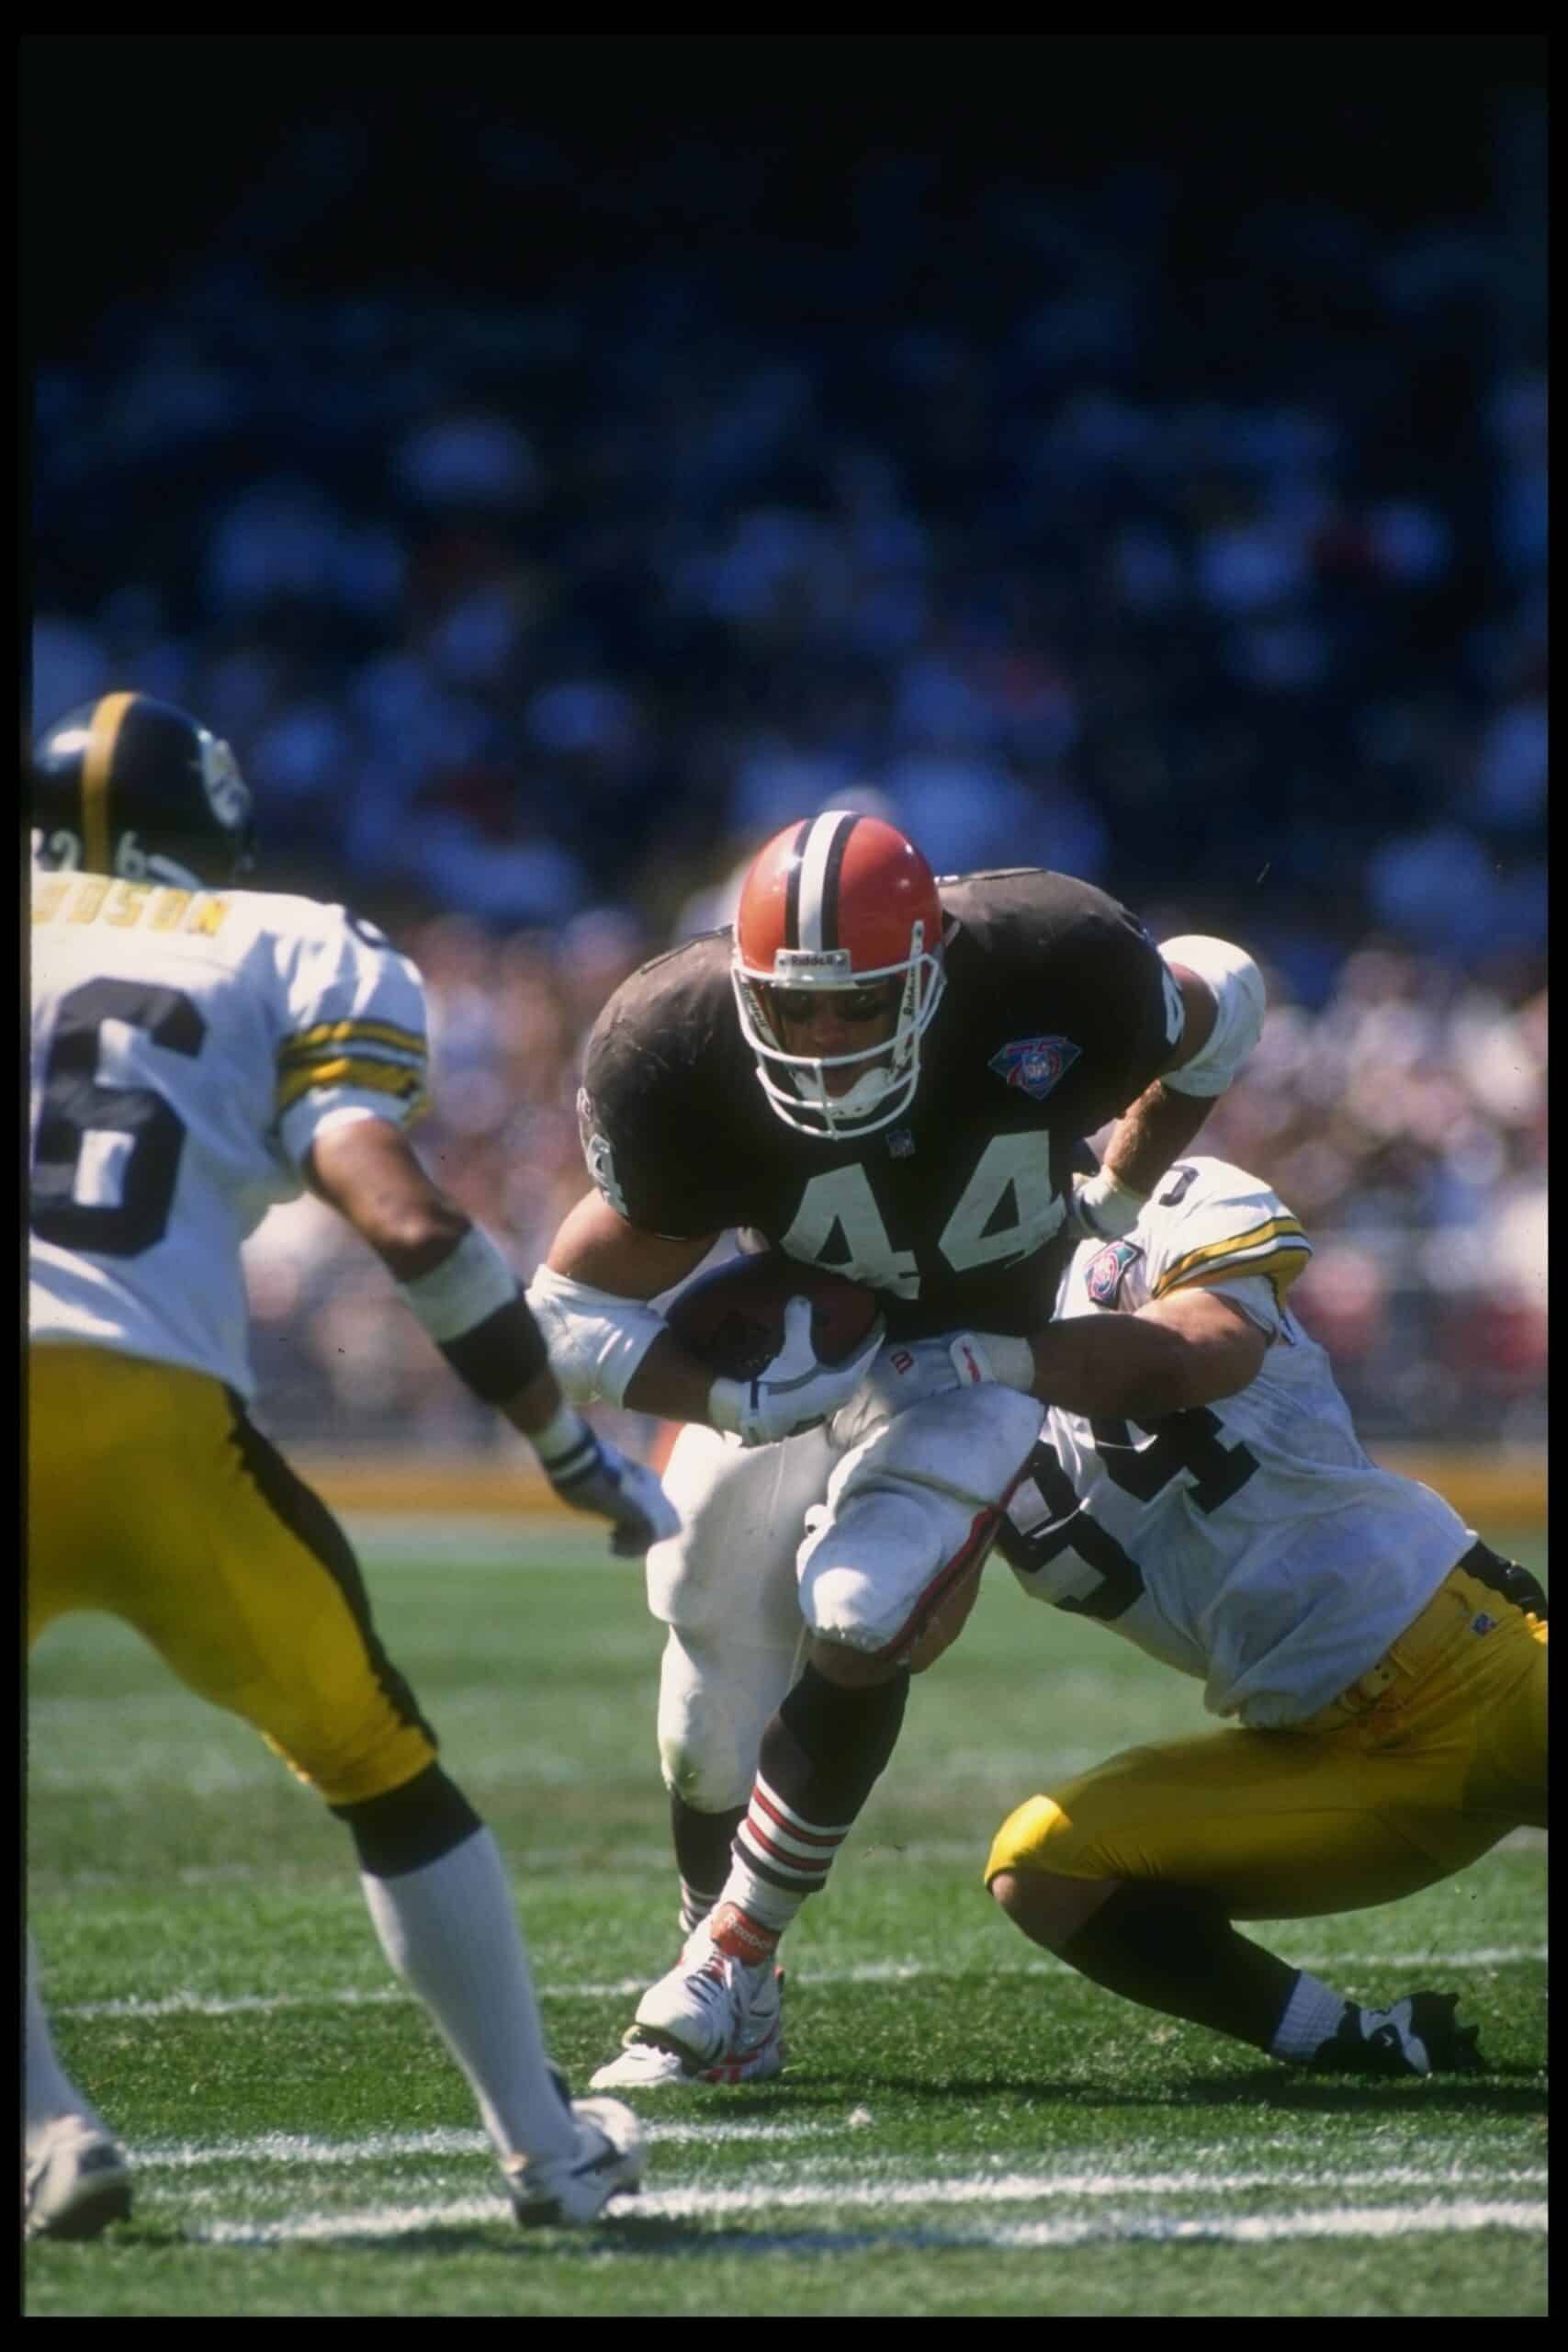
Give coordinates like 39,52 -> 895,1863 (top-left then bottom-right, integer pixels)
29,872 -> 429,1397
1001,1156 -> 1473,1726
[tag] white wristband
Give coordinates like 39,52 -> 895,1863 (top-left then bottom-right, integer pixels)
707,1377 -> 746,1436
960,1332 -> 1036,1391
530,1400 -> 595,1470
1074,1170 -> 1148,1239
397,1227 -> 519,1340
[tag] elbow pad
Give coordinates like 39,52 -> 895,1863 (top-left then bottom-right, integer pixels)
524,1261 -> 670,1407
1157,935 -> 1267,1098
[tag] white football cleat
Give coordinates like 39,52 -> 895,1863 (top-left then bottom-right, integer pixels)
588,2037 -> 695,2091
609,1927 -> 785,2084
504,2096 -> 647,2227
26,2115 -> 132,2241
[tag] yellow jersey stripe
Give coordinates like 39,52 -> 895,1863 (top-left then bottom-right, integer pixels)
276,1047 -> 426,1087
1158,1239 -> 1314,1311
277,1017 -> 427,1064
275,1057 -> 429,1116
1152,1216 -> 1307,1294
80,691 -> 135,876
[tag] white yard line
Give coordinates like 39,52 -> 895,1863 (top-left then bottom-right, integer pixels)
56,1943 -> 1548,2020
138,2120 -> 836,2168
138,2132 -> 1549,2188
186,2184 -> 1547,2249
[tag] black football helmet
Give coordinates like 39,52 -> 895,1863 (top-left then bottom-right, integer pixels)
30,692 -> 255,888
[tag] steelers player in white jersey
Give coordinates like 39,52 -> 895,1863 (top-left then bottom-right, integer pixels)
923,1153 -> 1546,2076
27,692 -> 678,2238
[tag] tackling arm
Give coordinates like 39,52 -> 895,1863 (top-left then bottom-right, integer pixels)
305,1116 -> 677,1555
1020,1285 -> 1268,1420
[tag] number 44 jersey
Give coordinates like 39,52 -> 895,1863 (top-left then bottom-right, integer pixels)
1000,1156 -> 1473,1728
29,872 -> 430,1398
579,867 -> 1180,1342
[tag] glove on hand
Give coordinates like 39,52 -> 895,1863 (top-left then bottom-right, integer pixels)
536,1415 -> 681,1557
1067,1169 -> 1147,1242
709,1295 -> 885,1447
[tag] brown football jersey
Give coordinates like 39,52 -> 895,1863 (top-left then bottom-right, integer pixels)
577,867 -> 1182,1340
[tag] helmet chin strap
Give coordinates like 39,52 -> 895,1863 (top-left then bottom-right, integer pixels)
789,1060 -> 893,1117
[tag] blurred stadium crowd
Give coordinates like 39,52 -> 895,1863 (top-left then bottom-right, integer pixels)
32,107 -> 1545,1451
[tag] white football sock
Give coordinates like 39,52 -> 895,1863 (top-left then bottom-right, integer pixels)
26,1935 -> 104,2134
360,1827 -> 576,2165
711,1860 -> 802,1947
715,1772 -> 853,1949
1269,1968 -> 1351,2063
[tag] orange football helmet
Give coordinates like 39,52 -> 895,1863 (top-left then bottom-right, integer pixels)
730,809 -> 947,1137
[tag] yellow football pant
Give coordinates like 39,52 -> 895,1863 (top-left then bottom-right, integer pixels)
986,1555 -> 1547,1920
28,1345 -> 438,1807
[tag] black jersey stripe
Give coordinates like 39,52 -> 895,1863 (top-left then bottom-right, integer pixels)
222,1389 -> 437,1747
783,818 -> 813,948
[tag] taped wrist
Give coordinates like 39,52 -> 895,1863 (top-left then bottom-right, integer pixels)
707,1375 -> 748,1437
962,1332 -> 1036,1391
1074,1170 -> 1148,1239
396,1226 -> 548,1404
1157,935 -> 1267,1098
529,1400 -> 601,1488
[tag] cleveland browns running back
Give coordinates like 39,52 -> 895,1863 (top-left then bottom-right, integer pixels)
525,808 -> 1267,2090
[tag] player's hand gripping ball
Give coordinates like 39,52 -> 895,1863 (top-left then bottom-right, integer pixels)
666,1252 -> 881,1381
673,1253 -> 885,1445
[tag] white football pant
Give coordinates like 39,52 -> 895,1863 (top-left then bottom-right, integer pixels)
645,1341 -> 1043,1810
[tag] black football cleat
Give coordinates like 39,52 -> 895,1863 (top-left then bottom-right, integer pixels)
1307,1990 -> 1485,2077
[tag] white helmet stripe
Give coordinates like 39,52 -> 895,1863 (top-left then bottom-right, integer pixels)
794,810 -> 857,952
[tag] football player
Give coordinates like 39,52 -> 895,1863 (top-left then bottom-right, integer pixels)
28,693 -> 673,2237
965,1153 -> 1547,2077
524,808 -> 1266,2086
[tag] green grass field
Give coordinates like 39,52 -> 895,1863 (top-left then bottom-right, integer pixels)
26,1518 -> 1547,2318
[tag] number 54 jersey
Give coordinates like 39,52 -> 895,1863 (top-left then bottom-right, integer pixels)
1000,1156 -> 1474,1728
29,873 -> 430,1398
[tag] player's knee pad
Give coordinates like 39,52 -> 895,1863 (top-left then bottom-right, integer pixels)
800,1383 -> 1043,1655
333,1762 -> 482,1878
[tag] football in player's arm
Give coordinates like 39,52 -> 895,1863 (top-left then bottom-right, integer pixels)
27,693 -> 665,2238
964,1156 -> 1545,2078
525,808 -> 1269,2089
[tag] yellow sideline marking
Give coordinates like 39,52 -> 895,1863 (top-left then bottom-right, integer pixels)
280,1445 -> 1547,1525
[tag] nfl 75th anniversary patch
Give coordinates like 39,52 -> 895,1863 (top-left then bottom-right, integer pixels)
987,1035 -> 1081,1101
1087,1238 -> 1145,1305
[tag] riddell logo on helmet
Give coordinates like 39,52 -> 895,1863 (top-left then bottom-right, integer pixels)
773,949 -> 852,974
